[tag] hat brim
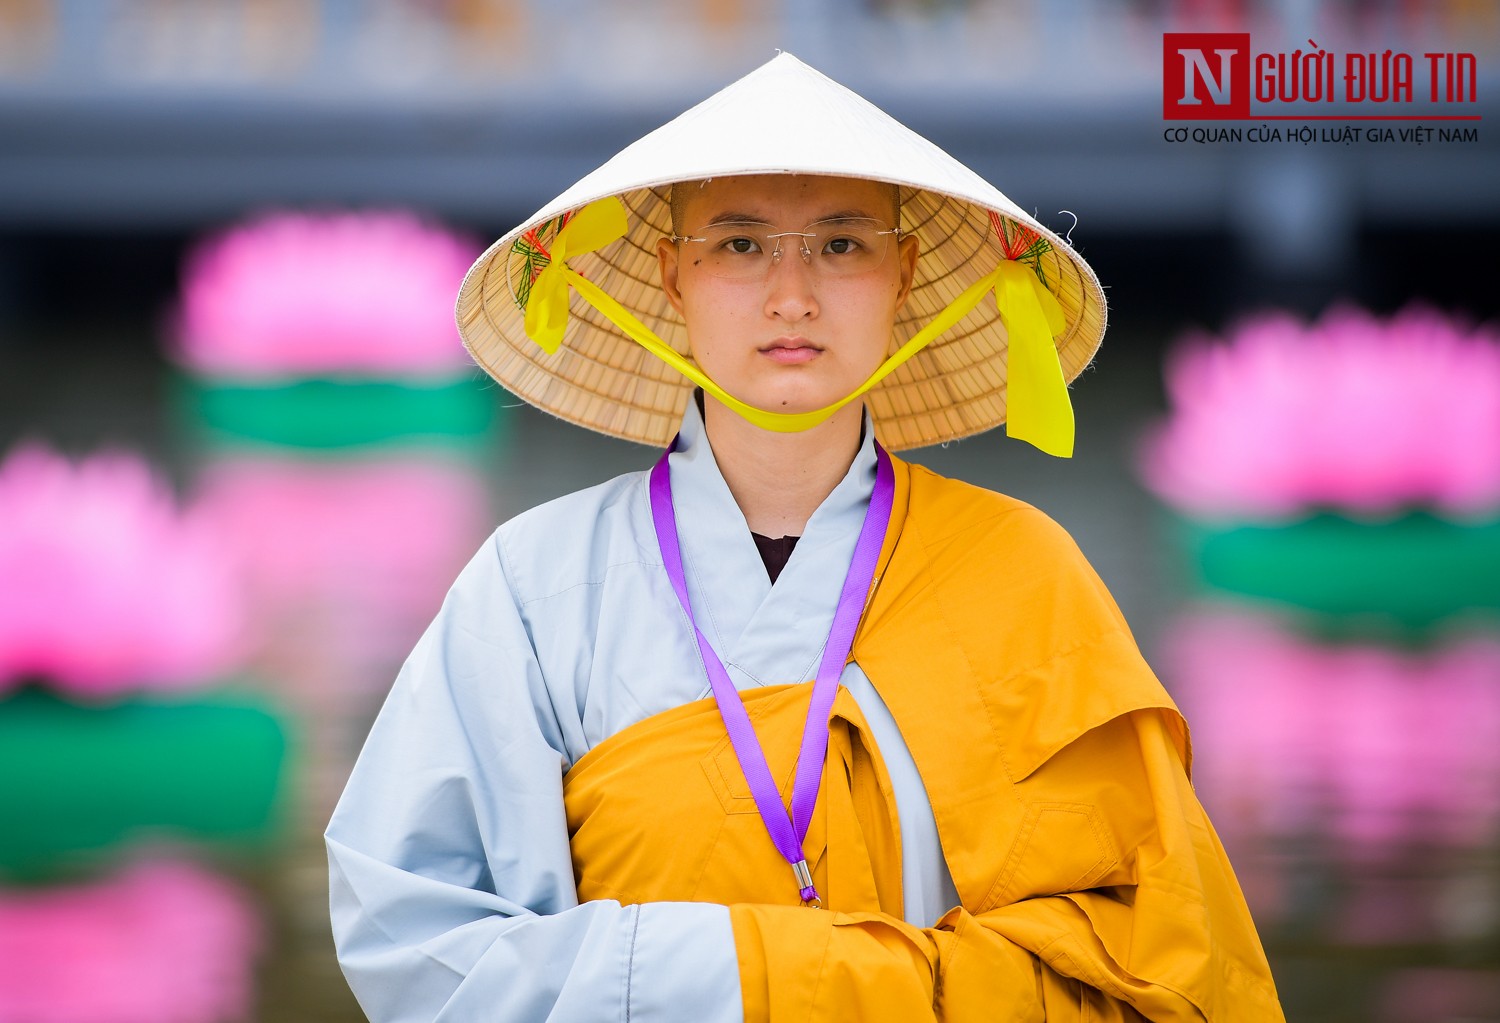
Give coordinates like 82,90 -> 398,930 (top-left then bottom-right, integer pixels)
457,53 -> 1107,450
457,174 -> 1104,451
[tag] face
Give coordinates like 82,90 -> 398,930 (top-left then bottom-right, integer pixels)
656,174 -> 919,418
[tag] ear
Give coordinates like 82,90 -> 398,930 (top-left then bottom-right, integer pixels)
657,236 -> 685,316
893,233 -> 920,312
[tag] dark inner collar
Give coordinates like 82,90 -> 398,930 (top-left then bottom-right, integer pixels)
750,531 -> 800,584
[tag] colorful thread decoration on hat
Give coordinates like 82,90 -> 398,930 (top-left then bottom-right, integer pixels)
990,211 -> 1053,287
509,212 -> 575,313
521,197 -> 1076,457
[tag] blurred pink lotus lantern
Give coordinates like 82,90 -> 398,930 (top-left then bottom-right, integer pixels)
191,453 -> 491,822
0,445 -> 245,697
193,452 -> 490,685
171,209 -> 481,379
1163,608 -> 1500,858
0,858 -> 260,1023
1141,306 -> 1500,520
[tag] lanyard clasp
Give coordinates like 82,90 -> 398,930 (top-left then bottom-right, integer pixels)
792,859 -> 821,908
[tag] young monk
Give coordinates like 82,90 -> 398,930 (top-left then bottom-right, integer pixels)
327,54 -> 1284,1021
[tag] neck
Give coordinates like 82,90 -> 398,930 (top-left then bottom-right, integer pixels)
701,396 -> 865,538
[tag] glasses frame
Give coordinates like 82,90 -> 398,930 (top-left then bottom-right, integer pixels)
669,217 -> 904,279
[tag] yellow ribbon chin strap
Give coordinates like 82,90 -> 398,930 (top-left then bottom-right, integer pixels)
521,198 -> 1076,456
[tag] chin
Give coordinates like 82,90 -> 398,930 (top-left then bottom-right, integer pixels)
745,379 -> 846,416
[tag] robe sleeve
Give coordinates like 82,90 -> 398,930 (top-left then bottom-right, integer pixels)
326,533 -> 743,1023
728,711 -> 1283,1023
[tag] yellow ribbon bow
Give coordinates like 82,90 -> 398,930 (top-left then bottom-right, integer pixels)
994,260 -> 1072,457
520,198 -> 1076,456
522,198 -> 630,354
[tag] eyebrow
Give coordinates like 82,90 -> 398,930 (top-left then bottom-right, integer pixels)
702,211 -> 771,228
810,209 -> 876,223
701,208 -> 877,228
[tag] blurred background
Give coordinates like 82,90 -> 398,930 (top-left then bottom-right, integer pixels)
1,1 -> 1497,1021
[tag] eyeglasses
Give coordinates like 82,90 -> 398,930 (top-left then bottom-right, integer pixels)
670,217 -> 902,280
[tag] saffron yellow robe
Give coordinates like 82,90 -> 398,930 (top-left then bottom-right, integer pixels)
563,456 -> 1284,1021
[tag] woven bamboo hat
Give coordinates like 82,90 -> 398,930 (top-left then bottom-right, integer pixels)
456,52 -> 1106,452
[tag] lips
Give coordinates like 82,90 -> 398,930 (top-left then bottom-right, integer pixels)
760,335 -> 822,351
759,336 -> 823,365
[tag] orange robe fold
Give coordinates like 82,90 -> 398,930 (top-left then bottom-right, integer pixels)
562,457 -> 1284,1021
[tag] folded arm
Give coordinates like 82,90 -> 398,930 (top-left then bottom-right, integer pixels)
729,710 -> 1282,1023
326,536 -> 742,1023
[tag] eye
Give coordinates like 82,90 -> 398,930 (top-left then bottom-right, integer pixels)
821,235 -> 863,256
719,236 -> 762,256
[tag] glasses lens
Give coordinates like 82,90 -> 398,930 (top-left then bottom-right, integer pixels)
687,219 -> 895,279
695,224 -> 775,280
804,218 -> 893,277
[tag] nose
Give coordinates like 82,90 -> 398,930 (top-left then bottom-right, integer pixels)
762,242 -> 819,323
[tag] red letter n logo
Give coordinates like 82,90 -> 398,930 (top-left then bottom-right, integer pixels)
1163,33 -> 1250,119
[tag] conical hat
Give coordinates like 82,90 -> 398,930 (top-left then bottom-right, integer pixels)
455,52 -> 1106,451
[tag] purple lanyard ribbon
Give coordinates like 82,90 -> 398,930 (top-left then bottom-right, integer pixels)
649,440 -> 894,906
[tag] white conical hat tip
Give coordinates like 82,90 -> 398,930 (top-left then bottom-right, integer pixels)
539,51 -> 1027,229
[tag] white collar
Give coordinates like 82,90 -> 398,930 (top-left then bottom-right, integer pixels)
665,397 -> 878,692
